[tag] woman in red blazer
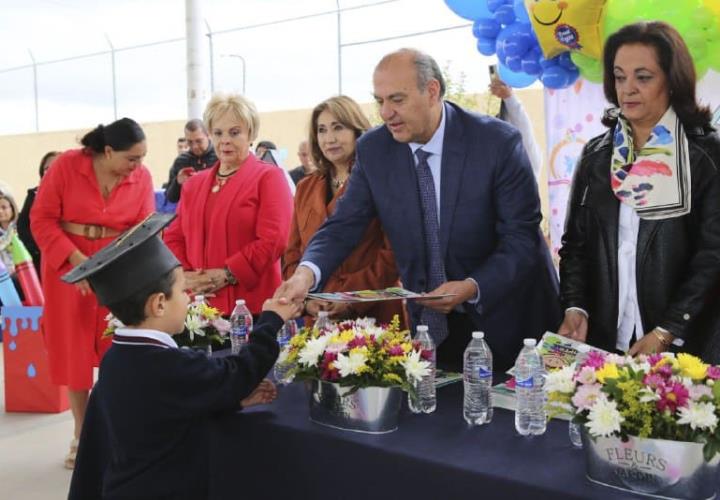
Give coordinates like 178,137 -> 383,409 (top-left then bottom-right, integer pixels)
164,94 -> 293,316
283,96 -> 404,326
31,118 -> 155,468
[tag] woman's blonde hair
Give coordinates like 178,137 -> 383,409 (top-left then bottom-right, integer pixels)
203,93 -> 260,142
308,95 -> 371,176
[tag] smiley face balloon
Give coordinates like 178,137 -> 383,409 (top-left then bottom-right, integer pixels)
525,0 -> 607,60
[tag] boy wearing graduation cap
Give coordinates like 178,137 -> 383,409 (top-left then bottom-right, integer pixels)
65,213 -> 300,500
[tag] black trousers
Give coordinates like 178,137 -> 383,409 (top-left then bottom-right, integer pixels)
436,311 -> 516,374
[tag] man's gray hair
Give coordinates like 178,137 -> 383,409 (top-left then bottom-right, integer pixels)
412,50 -> 446,98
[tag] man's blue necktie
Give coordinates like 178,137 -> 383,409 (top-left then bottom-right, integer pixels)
415,148 -> 449,344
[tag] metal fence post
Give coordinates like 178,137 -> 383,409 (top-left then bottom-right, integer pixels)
105,34 -> 118,120
28,50 -> 39,132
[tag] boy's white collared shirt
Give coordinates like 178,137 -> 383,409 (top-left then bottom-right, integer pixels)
113,328 -> 178,349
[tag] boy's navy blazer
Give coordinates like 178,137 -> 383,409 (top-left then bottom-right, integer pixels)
303,101 -> 561,361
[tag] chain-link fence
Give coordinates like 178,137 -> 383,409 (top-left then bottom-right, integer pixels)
0,0 -> 483,136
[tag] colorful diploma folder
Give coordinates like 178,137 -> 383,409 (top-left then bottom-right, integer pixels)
307,287 -> 455,303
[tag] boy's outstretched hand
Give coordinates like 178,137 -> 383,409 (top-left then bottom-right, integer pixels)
241,379 -> 277,409
262,297 -> 302,321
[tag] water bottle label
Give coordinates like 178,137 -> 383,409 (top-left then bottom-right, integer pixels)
478,366 -> 492,379
515,376 -> 534,388
232,325 -> 248,339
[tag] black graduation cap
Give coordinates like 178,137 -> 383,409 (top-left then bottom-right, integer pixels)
62,213 -> 181,306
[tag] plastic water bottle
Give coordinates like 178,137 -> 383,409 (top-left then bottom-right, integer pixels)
463,331 -> 493,425
229,299 -> 253,355
314,311 -> 331,331
273,320 -> 297,384
408,325 -> 436,414
514,338 -> 547,436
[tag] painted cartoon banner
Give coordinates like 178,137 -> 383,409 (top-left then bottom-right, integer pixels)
544,79 -> 606,265
2,306 -> 69,413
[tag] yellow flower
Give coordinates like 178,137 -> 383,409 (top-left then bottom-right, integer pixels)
401,342 -> 412,353
676,353 -> 708,380
383,373 -> 403,385
595,363 -> 620,384
199,303 -> 219,319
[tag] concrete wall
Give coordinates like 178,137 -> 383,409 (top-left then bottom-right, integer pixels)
0,89 -> 547,224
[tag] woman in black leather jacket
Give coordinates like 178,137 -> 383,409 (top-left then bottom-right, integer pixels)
558,21 -> 720,362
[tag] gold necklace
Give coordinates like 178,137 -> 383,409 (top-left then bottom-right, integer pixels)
211,169 -> 238,193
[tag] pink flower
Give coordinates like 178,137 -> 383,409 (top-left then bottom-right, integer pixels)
347,336 -> 367,349
420,349 -> 433,361
505,378 -> 516,390
654,363 -> 673,378
575,366 -> 597,385
647,353 -> 664,367
211,318 -> 231,335
707,366 -> 720,380
320,352 -> 340,381
689,385 -> 713,401
643,373 -> 664,388
387,345 -> 405,357
582,351 -> 606,369
657,381 -> 690,413
572,383 -> 603,411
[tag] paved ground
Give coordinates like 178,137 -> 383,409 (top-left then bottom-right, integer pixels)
0,348 -> 74,500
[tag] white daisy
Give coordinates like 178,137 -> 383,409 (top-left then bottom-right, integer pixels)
185,314 -> 205,341
586,397 -> 624,437
678,401 -> 718,431
401,350 -> 431,383
334,350 -> 368,377
544,363 -> 577,394
297,335 -> 330,368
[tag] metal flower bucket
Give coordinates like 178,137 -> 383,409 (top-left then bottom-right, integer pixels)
582,431 -> 720,499
308,380 -> 402,434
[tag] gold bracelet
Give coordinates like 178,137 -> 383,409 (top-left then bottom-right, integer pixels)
653,330 -> 671,346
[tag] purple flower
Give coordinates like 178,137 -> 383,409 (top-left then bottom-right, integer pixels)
347,336 -> 367,349
582,351 -> 606,369
656,381 -> 689,413
647,353 -> 664,367
387,345 -> 405,357
707,366 -> 720,380
643,373 -> 664,388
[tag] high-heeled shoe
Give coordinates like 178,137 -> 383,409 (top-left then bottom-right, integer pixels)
64,438 -> 79,470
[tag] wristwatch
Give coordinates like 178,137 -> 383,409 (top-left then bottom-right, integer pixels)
224,266 -> 237,285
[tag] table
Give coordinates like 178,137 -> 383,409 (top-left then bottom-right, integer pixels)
207,381 -> 667,500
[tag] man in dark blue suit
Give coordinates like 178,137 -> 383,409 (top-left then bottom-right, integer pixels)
276,49 -> 560,371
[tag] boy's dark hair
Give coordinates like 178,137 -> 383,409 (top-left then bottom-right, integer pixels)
105,267 -> 178,326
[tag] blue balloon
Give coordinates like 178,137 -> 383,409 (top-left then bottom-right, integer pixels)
498,63 -> 537,88
505,55 -> 523,72
556,52 -> 575,70
477,36 -> 497,56
513,0 -> 530,23
540,64 -> 578,89
497,22 -> 533,58
487,0 -> 506,13
521,50 -> 542,75
444,0 -> 492,20
473,17 -> 501,39
494,4 -> 516,25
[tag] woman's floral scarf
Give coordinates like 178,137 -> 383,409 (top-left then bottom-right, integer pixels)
610,106 -> 691,220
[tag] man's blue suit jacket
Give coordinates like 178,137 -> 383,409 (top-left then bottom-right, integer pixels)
303,101 -> 561,364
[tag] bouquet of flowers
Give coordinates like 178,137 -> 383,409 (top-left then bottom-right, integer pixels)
275,316 -> 431,394
104,298 -> 231,349
546,351 -> 720,460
